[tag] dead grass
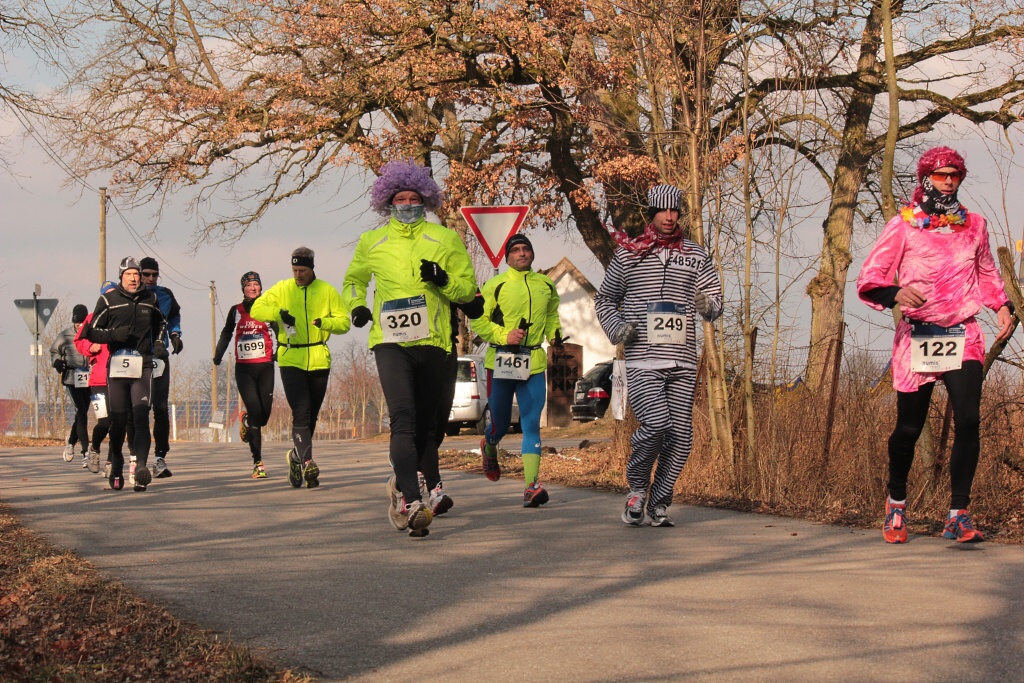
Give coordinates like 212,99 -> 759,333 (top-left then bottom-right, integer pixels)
0,501 -> 312,683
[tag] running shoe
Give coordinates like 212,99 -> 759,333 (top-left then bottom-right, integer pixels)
87,448 -> 101,474
286,449 -> 302,488
303,459 -> 320,489
418,471 -> 429,501
522,481 -> 550,508
103,460 -> 111,479
481,438 -> 501,481
883,499 -> 908,544
429,483 -> 454,516
621,490 -> 646,526
942,511 -> 984,543
63,444 -> 75,462
406,500 -> 432,534
239,412 -> 250,443
128,457 -> 137,488
648,505 -> 674,527
387,475 -> 408,530
252,461 -> 267,478
153,456 -> 172,478
81,453 -> 89,469
109,473 -> 124,490
134,465 -> 152,492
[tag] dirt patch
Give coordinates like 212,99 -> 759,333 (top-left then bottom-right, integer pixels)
0,436 -> 64,449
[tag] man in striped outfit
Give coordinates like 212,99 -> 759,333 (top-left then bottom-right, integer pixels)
595,184 -> 723,527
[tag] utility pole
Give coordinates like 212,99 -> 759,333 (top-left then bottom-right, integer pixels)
99,187 -> 107,285
32,284 -> 40,438
210,281 -> 218,442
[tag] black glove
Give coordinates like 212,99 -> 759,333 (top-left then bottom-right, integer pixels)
312,318 -> 322,328
53,359 -> 67,374
458,296 -> 485,320
351,306 -> 372,328
420,259 -> 449,287
212,356 -> 222,366
154,340 -> 169,360
110,326 -> 131,343
280,309 -> 296,326
553,330 -> 571,348
170,333 -> 183,355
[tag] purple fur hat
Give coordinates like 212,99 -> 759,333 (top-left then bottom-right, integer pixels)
369,160 -> 443,216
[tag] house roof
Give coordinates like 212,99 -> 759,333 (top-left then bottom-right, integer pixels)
540,257 -> 598,296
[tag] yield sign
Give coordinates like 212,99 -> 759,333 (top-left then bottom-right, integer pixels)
461,205 -> 530,267
14,298 -> 59,337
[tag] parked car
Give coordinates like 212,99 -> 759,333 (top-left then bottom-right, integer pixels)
446,355 -> 521,436
571,361 -> 614,421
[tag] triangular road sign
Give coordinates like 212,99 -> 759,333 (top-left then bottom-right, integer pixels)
461,205 -> 531,267
14,298 -> 59,337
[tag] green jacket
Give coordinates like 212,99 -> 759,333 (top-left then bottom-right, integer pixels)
343,217 -> 477,350
473,267 -> 562,373
250,277 -> 349,371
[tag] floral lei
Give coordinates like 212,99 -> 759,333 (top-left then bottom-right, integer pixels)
900,204 -> 968,233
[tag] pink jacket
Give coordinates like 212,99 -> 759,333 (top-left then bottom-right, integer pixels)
857,212 -> 1009,392
74,312 -> 110,388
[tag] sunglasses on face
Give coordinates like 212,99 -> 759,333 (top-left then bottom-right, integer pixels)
929,171 -> 961,182
141,271 -> 159,277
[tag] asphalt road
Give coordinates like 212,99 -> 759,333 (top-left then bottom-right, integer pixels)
2,437 -> 1024,682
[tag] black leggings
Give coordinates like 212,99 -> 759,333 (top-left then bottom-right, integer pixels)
107,368 -> 154,476
90,389 -> 110,454
65,386 -> 92,454
279,366 -> 329,463
151,356 -> 170,456
237,362 -> 275,462
433,351 -> 459,448
888,360 -> 982,509
374,343 -> 447,502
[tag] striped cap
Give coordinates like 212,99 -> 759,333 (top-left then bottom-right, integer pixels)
647,184 -> 682,211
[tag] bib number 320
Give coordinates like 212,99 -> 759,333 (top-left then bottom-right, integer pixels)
380,295 -> 430,343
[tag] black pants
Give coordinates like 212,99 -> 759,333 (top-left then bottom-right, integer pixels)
374,343 -> 447,502
89,388 -> 110,454
65,385 -> 92,454
152,356 -> 171,457
888,360 -> 982,510
279,366 -> 329,463
107,368 -> 154,477
237,362 -> 275,462
434,351 -> 459,448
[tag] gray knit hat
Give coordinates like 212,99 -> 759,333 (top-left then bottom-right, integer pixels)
119,256 -> 141,279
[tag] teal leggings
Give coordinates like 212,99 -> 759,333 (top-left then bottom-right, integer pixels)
485,370 -> 546,454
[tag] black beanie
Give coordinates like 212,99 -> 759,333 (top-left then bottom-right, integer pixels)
72,304 -> 89,323
505,233 -> 533,260
139,257 -> 159,272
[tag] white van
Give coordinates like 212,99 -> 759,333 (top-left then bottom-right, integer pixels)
446,355 -> 521,436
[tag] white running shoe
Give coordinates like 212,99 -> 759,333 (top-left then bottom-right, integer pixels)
63,444 -> 75,462
128,457 -> 137,488
428,483 -> 453,516
621,490 -> 646,526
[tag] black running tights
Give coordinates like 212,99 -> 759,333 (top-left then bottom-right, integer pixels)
237,361 -> 275,462
279,366 -> 329,463
887,361 -> 982,510
65,386 -> 92,454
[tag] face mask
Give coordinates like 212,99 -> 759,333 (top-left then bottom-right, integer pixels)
391,204 -> 425,224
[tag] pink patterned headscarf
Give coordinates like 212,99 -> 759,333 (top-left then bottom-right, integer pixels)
911,146 -> 968,206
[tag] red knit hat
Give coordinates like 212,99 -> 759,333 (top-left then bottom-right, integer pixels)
912,146 -> 967,204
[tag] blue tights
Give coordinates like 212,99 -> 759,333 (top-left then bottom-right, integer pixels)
486,371 -> 546,454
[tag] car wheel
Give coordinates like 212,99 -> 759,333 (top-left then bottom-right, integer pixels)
444,424 -> 461,437
475,406 -> 492,436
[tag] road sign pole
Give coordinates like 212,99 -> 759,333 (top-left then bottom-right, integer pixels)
33,288 -> 40,438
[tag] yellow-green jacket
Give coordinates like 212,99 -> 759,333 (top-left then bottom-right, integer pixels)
343,217 -> 477,350
472,267 -> 562,373
250,277 -> 349,371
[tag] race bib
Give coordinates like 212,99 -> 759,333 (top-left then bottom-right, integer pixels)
380,295 -> 430,343
109,350 -> 143,379
910,322 -> 965,373
73,367 -> 90,388
91,392 -> 108,420
236,334 -> 267,360
494,349 -> 531,381
151,358 -> 166,378
646,301 -> 689,345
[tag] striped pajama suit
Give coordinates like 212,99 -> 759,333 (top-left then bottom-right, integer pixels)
595,240 -> 723,515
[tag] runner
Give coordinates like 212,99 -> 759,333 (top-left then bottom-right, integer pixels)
50,304 -> 92,468
343,160 -> 477,536
472,233 -> 564,507
857,146 -> 1014,544
74,281 -> 118,476
251,248 -> 349,489
214,271 -> 278,478
139,257 -> 183,479
81,257 -> 168,492
595,184 -> 723,527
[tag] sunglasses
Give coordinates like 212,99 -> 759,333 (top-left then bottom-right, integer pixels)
929,171 -> 961,182
141,271 -> 159,277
